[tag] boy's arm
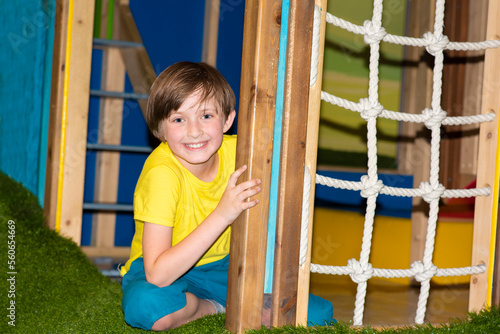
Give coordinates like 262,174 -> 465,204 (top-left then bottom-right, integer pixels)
142,165 -> 261,287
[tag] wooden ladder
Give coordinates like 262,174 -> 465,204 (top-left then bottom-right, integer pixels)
44,0 -> 155,259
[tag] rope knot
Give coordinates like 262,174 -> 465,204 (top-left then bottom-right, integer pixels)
363,20 -> 386,44
423,108 -> 447,129
423,32 -> 449,56
419,182 -> 445,203
359,98 -> 383,121
411,261 -> 438,282
348,259 -> 373,284
360,175 -> 384,198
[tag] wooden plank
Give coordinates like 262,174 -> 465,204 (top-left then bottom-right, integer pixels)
225,1 -> 282,332
271,0 -> 314,327
459,0 -> 488,177
117,2 -> 156,115
202,0 -> 220,66
469,0 -> 500,312
296,0 -> 327,326
57,0 -> 96,243
92,0 -> 126,251
440,0 -> 469,190
81,246 -> 131,258
399,0 -> 434,284
44,0 -> 69,230
494,220 -> 500,306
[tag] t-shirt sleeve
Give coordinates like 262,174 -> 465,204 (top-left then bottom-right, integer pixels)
133,165 -> 180,227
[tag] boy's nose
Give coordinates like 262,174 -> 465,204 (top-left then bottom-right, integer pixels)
187,121 -> 203,138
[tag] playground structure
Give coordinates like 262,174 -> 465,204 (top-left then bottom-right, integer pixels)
42,0 -> 500,333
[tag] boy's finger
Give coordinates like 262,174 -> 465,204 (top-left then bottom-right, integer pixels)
242,187 -> 261,200
243,199 -> 260,210
229,165 -> 248,185
237,178 -> 261,191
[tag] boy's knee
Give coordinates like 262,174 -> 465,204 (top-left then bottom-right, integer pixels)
122,278 -> 188,330
151,314 -> 176,331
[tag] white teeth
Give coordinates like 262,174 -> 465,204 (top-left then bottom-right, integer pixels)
185,142 -> 205,148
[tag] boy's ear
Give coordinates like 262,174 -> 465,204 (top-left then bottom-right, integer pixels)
223,110 -> 236,133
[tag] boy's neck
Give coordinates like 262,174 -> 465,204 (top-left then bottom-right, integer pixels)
184,153 -> 219,182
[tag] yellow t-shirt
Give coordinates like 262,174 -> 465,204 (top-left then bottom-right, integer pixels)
120,135 -> 236,276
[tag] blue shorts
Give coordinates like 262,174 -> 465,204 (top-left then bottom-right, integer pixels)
122,256 -> 334,330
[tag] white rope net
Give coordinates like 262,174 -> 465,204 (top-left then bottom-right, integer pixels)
300,0 -> 500,326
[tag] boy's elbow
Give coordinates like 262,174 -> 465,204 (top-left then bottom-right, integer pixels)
145,269 -> 172,288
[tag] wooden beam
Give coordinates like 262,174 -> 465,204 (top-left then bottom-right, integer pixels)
92,0 -> 126,251
271,0 -> 314,327
81,246 -> 131,258
202,0 -> 220,66
117,2 -> 156,115
399,0 -> 434,284
469,0 -> 500,312
494,220 -> 500,306
57,0 -> 96,243
225,1 -> 282,332
440,0 -> 469,189
296,0 -> 327,326
459,0 -> 488,178
44,0 -> 68,230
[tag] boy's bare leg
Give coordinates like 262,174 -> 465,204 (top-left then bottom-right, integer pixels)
151,292 -> 215,331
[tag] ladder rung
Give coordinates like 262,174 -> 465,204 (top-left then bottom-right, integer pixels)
90,89 -> 149,100
83,203 -> 133,212
93,38 -> 143,49
87,143 -> 153,153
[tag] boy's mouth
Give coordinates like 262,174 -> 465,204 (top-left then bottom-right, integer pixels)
184,141 -> 207,149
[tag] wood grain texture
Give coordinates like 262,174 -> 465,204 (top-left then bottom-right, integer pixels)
296,0 -> 327,325
117,2 -> 156,115
58,0 -> 96,243
44,0 -> 68,230
271,0 -> 314,327
225,1 -> 282,332
440,0 -> 469,189
93,1 -> 126,251
469,0 -> 500,312
399,0 -> 434,285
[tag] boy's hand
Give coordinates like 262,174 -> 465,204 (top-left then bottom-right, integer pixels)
215,165 -> 261,225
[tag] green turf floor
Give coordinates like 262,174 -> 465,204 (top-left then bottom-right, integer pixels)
0,171 -> 498,333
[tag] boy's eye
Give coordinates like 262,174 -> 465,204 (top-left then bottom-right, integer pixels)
202,114 -> 213,119
172,118 -> 183,123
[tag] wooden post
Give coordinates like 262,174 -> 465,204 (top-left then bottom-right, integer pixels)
225,1 -> 282,332
440,0 -> 469,189
296,0 -> 327,325
56,0 -> 96,242
398,0 -> 434,284
459,0 -> 488,178
271,0 -> 314,327
44,0 -> 69,230
202,0 -> 220,66
494,223 -> 500,306
117,0 -> 156,115
91,0 -> 126,255
469,0 -> 500,312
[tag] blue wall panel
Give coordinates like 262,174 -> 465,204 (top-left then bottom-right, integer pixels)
0,1 -> 54,200
216,0 -> 245,134
129,0 -> 205,71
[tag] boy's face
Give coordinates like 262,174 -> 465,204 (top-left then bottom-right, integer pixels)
161,90 -> 235,177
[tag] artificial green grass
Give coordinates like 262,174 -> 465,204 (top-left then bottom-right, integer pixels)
0,171 -> 499,333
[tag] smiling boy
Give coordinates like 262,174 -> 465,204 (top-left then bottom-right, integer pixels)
120,62 -> 334,331
120,62 -> 262,331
